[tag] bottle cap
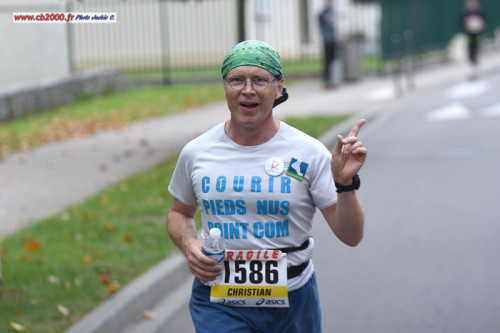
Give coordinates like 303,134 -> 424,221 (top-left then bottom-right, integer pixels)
209,228 -> 221,239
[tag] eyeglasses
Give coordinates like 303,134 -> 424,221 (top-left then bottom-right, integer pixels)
224,77 -> 278,91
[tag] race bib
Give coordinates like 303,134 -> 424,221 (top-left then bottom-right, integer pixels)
210,249 -> 289,307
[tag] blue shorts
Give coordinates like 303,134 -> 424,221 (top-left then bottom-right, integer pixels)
189,273 -> 322,333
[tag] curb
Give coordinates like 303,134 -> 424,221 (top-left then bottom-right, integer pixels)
64,251 -> 189,333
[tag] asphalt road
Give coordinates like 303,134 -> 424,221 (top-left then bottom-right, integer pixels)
160,70 -> 500,332
314,69 -> 500,333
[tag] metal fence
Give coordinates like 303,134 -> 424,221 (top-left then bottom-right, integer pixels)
66,0 -> 381,85
7,0 -> 495,88
379,0 -> 500,59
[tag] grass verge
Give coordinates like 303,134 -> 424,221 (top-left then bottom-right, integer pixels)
0,83 -> 225,159
1,158 -> 183,333
284,115 -> 351,139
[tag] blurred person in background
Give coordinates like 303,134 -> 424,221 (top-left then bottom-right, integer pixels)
167,40 -> 367,332
319,0 -> 337,89
460,0 -> 487,80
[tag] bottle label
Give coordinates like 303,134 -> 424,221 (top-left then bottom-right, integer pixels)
209,250 -> 289,308
202,248 -> 225,263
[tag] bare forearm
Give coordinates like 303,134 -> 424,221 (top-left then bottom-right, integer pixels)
167,209 -> 198,256
334,191 -> 364,246
166,202 -> 222,281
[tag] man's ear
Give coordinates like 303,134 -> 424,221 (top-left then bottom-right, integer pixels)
273,87 -> 288,108
275,77 -> 284,99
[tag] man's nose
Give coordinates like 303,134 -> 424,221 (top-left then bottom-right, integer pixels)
242,80 -> 255,93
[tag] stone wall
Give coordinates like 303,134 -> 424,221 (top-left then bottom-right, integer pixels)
0,69 -> 122,122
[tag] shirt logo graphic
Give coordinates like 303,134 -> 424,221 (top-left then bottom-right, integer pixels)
286,158 -> 309,181
265,157 -> 284,176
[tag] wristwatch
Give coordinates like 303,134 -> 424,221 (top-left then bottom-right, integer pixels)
334,174 -> 360,193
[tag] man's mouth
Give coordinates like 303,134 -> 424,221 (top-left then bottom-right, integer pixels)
240,102 -> 259,110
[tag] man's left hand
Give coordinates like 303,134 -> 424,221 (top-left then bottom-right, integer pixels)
331,119 -> 367,185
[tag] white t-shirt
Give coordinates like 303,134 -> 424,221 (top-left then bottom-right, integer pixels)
168,121 -> 337,290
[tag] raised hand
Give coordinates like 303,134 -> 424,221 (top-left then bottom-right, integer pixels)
331,119 -> 367,185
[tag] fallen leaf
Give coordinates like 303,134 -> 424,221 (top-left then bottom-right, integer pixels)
108,206 -> 118,214
8,321 -> 26,331
143,311 -> 156,319
101,194 -> 109,204
98,273 -> 109,285
26,239 -> 41,252
108,281 -> 120,294
74,278 -> 81,287
82,212 -> 98,221
61,150 -> 76,158
81,255 -> 92,264
123,149 -> 134,158
122,235 -> 133,243
48,275 -> 60,284
105,224 -> 116,232
57,304 -> 70,316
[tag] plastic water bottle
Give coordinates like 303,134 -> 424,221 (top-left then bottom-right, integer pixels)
201,228 -> 225,286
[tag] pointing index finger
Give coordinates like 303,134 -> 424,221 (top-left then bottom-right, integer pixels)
347,119 -> 366,138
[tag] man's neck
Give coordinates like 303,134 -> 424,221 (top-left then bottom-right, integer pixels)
225,118 -> 280,146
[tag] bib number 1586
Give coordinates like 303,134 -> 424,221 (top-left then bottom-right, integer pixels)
224,260 -> 279,285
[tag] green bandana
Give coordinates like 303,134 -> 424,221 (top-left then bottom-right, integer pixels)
221,40 -> 283,78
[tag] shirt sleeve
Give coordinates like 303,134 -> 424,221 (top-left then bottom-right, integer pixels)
308,146 -> 337,210
168,144 -> 198,207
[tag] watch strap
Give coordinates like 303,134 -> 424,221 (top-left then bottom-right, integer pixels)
335,174 -> 360,193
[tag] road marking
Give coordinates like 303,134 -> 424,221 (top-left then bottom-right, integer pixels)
480,103 -> 500,118
425,102 -> 471,122
446,81 -> 490,99
367,86 -> 398,101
